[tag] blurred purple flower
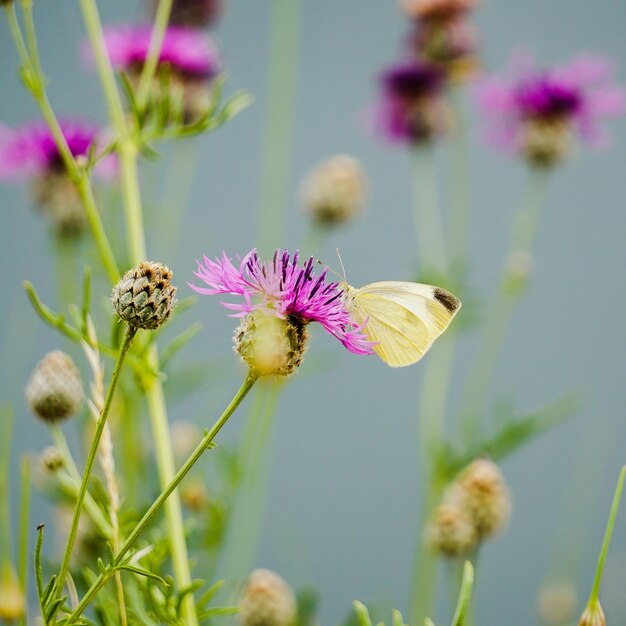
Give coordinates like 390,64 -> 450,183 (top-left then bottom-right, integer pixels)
375,60 -> 449,145
476,52 -> 626,161
0,120 -> 113,180
100,25 -> 220,79
150,0 -> 223,28
190,249 -> 375,355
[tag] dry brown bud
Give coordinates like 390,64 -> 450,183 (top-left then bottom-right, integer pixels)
425,500 -> 477,557
239,569 -> 297,626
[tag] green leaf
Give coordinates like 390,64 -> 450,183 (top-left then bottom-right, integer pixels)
117,564 -> 169,585
35,523 -> 45,610
391,609 -> 407,626
451,562 -> 474,626
197,579 -> 224,608
352,601 -> 373,626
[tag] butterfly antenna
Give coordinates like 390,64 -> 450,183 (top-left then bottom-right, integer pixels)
336,249 -> 347,283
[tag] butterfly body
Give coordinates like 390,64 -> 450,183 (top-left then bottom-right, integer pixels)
342,281 -> 461,367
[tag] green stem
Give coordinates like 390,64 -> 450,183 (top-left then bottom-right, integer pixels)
588,466 -> 626,604
258,0 -> 301,254
4,4 -> 30,66
65,374 -> 258,624
0,408 -> 13,565
135,0 -> 173,111
461,168 -> 549,438
412,145 -> 447,274
118,145 -> 148,262
50,426 -> 114,539
53,327 -> 136,603
21,0 -> 41,75
411,332 -> 456,624
5,2 -> 120,285
222,381 -> 282,588
18,456 -> 30,626
78,0 -> 128,135
447,85 -> 471,265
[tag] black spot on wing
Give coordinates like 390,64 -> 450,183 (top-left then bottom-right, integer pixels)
433,288 -> 460,313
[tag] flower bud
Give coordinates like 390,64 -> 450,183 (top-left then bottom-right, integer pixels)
112,261 -> 177,330
300,155 -> 366,227
537,581 -> 577,626
26,351 -> 84,423
522,119 -> 573,169
234,312 -> 309,378
181,480 -> 208,511
0,564 -> 25,622
33,172 -> 87,238
239,568 -> 297,626
41,446 -> 64,472
425,500 -> 477,557
578,600 -> 605,626
454,458 -> 511,539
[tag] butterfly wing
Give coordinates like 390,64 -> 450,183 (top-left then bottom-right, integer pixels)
348,281 -> 461,367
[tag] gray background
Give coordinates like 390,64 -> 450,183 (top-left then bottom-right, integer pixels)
2,1 -> 626,624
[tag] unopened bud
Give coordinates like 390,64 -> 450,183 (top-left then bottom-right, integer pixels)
425,500 -> 477,557
26,351 -> 83,423
0,564 -> 25,622
112,261 -> 177,330
181,480 -> 208,511
578,599 -> 605,626
300,155 -> 366,227
239,568 -> 297,626
33,172 -> 87,238
41,446 -> 64,472
454,458 -> 511,539
537,581 -> 577,626
234,312 -> 308,378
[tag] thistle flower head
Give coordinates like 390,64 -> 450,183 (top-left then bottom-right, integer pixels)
376,60 -> 449,144
101,25 -> 220,80
454,458 -> 511,539
26,351 -> 84,423
112,261 -> 177,330
0,119 -> 110,180
239,568 -> 297,626
401,0 -> 479,22
190,249 -> 374,356
578,599 -> 605,626
300,155 -> 367,227
41,446 -> 64,472
476,53 -> 626,166
537,581 -> 577,626
234,311 -> 309,377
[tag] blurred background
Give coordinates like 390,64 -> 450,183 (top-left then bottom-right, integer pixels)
2,1 -> 626,624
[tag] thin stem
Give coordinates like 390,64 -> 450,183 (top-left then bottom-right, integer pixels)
65,374 -> 258,623
18,456 -> 30,626
78,0 -> 128,135
50,426 -> 114,538
411,332 -> 456,624
135,0 -> 173,111
4,4 -> 30,66
0,408 -> 13,565
412,145 -> 447,274
118,145 -> 148,263
21,0 -> 41,75
257,0 -> 301,254
588,466 -> 626,604
461,168 -> 549,438
447,86 -> 471,264
54,327 -> 136,602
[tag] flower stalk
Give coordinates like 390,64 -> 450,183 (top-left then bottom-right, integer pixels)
65,373 -> 258,623
53,326 -> 136,604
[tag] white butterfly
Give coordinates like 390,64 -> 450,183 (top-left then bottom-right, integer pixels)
342,281 -> 461,367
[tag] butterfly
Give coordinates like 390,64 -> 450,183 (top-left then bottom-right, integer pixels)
342,281 -> 461,367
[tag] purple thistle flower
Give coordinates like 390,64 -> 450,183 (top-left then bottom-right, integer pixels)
375,60 -> 448,145
100,25 -> 220,79
190,249 -> 375,356
0,120 -> 112,180
476,52 -> 626,160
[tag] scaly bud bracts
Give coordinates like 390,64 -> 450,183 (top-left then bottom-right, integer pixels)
239,569 -> 297,626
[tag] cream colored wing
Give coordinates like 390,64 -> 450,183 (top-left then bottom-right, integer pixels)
348,291 -> 435,367
354,281 -> 461,340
